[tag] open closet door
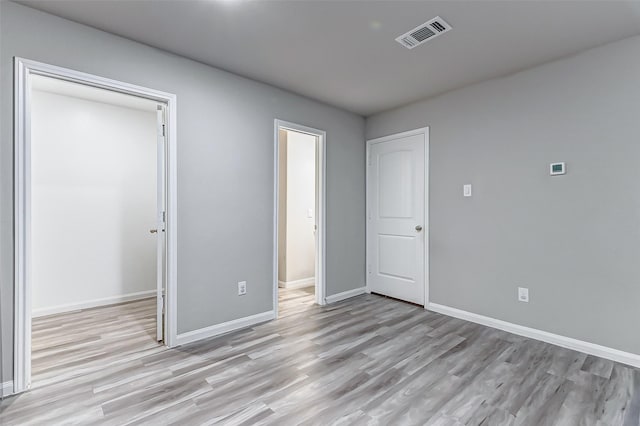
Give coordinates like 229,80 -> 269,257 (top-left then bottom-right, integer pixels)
155,105 -> 167,342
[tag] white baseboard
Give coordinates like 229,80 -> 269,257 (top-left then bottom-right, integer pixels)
427,302 -> 640,369
1,380 -> 14,397
278,277 -> 315,289
325,286 -> 367,304
32,290 -> 157,318
175,310 -> 275,346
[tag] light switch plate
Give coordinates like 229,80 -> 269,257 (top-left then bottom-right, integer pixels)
518,287 -> 529,303
463,184 -> 472,197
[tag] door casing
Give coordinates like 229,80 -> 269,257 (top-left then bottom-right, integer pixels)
365,127 -> 430,306
13,58 -> 179,395
273,119 -> 326,316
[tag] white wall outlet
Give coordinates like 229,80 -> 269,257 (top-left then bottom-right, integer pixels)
238,281 -> 247,296
463,184 -> 472,197
307,208 -> 313,218
518,287 -> 529,303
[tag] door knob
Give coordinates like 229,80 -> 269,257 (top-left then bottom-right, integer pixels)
415,225 -> 423,232
150,229 -> 158,234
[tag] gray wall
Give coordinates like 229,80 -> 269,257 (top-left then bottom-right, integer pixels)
0,2 -> 365,380
367,35 -> 640,355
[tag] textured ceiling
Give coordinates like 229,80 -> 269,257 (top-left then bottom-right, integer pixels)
16,0 -> 640,116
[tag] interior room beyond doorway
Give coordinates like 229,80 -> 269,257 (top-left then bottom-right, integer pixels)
28,74 -> 163,388
277,128 -> 318,308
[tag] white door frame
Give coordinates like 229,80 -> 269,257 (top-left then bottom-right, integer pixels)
13,58 -> 179,395
273,119 -> 326,317
365,127 -> 430,306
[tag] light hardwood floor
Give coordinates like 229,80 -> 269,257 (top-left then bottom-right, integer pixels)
1,288 -> 639,425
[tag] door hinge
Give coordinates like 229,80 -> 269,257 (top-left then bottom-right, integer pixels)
368,264 -> 372,274
162,211 -> 166,223
368,153 -> 372,166
162,124 -> 166,137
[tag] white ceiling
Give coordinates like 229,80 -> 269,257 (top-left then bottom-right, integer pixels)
17,0 -> 640,116
32,74 -> 159,112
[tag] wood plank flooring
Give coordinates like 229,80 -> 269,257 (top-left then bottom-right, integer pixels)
1,288 -> 639,425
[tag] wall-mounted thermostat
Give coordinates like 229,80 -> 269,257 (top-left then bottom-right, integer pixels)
550,162 -> 566,176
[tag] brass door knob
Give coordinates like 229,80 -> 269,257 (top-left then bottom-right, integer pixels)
415,225 -> 423,232
150,229 -> 158,234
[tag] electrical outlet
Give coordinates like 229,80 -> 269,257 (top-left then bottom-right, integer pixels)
463,184 -> 472,197
518,287 -> 529,303
238,281 -> 247,296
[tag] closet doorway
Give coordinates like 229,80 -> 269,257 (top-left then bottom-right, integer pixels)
13,59 -> 178,394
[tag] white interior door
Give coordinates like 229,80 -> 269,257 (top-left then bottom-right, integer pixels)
368,131 -> 426,305
155,105 -> 166,342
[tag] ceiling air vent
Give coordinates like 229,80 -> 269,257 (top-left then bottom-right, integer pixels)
396,16 -> 452,49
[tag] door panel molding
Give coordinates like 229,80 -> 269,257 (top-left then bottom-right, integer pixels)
366,127 -> 429,306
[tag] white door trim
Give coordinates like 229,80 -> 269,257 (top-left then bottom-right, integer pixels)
156,105 -> 167,342
273,120 -> 326,317
365,127 -> 430,306
13,57 -> 179,395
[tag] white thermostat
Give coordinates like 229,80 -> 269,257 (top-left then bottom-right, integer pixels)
550,162 -> 566,176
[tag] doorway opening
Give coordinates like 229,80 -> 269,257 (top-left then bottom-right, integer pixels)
274,120 -> 326,317
13,58 -> 178,395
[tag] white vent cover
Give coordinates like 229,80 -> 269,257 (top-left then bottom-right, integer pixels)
396,16 -> 452,49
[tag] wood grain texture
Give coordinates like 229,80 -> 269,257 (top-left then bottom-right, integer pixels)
1,288 -> 639,425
